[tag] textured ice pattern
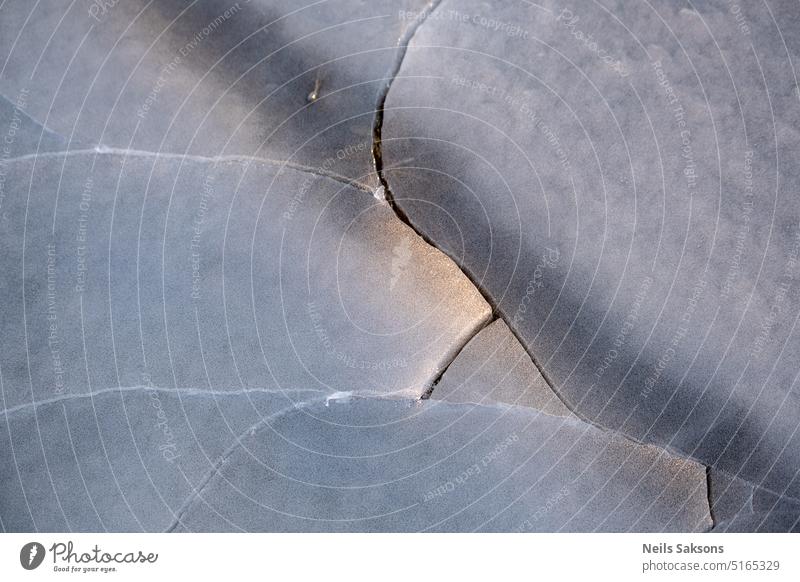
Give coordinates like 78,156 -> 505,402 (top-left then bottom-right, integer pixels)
1,0 -> 798,532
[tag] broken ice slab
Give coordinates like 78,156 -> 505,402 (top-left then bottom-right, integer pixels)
431,319 -> 572,417
0,387 -> 324,531
0,151 -> 489,412
172,397 -> 711,532
381,0 -> 800,500
0,0 -> 429,185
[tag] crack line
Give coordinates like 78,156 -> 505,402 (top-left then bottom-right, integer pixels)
370,0 -> 579,417
367,0 -> 694,456
0,147 -> 373,192
1,385 -> 327,418
421,315 -> 495,400
372,0 -> 444,193
165,396 -> 328,532
706,466 -> 717,530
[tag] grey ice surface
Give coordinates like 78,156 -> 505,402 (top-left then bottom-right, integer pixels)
0,152 -> 489,411
382,0 -> 800,504
0,387 -> 322,531
1,390 -> 710,532
0,0 -> 797,533
172,397 -> 710,532
0,0 -> 429,185
432,318 -> 572,417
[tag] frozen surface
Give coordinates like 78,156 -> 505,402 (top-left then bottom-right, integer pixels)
382,0 -> 800,504
0,388 -> 318,531
0,0 -> 429,185
0,152 -> 489,409
1,0 -> 798,532
172,397 -> 710,532
431,318 -> 572,417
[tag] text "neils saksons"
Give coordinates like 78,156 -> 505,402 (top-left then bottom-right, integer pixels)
644,543 -> 724,554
